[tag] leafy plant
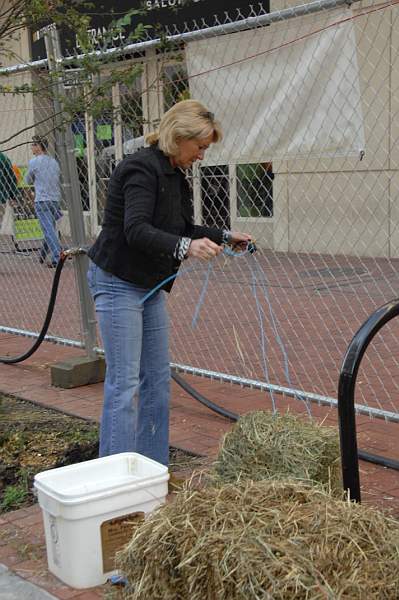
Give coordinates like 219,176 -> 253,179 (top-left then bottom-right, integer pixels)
1,484 -> 28,511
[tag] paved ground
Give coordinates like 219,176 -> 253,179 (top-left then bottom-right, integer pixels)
0,333 -> 399,598
0,564 -> 57,600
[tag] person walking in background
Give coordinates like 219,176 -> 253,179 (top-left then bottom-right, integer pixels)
87,99 -> 251,466
25,136 -> 62,267
0,150 -> 19,231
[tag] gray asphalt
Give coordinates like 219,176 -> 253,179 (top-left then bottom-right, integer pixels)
0,564 -> 57,599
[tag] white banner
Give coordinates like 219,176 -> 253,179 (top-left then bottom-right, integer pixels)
186,7 -> 365,165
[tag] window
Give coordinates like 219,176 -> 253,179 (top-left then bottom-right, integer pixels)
237,162 -> 273,218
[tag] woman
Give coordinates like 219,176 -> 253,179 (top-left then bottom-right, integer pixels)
87,99 -> 251,466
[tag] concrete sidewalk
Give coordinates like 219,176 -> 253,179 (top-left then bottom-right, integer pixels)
0,333 -> 399,599
0,564 -> 57,600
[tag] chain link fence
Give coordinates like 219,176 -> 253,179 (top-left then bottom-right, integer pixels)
1,0 -> 399,435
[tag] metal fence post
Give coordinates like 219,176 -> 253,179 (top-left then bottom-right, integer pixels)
44,29 -> 97,360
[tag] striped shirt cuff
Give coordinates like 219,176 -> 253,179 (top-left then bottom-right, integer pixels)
173,237 -> 191,261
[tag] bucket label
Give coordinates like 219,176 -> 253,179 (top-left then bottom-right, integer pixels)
101,511 -> 145,573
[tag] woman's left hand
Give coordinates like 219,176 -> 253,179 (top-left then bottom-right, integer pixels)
229,231 -> 252,249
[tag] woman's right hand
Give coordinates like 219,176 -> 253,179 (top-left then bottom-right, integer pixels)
187,237 -> 223,261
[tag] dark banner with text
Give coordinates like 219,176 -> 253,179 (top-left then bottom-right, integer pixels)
31,0 -> 269,61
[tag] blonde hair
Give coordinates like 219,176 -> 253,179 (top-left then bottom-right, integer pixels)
146,99 -> 223,156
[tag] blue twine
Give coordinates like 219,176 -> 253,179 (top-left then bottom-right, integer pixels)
191,261 -> 213,328
249,255 -> 312,417
138,241 -> 311,417
250,264 -> 277,413
222,245 -> 250,258
191,244 -> 253,327
139,244 -> 250,305
139,265 -> 196,304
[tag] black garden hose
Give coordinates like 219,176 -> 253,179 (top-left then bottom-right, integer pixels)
171,370 -> 239,422
0,249 -> 82,364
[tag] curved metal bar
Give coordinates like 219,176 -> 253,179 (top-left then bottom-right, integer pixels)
338,299 -> 399,502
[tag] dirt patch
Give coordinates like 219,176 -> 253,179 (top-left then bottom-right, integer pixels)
0,394 -> 204,513
0,394 -> 99,512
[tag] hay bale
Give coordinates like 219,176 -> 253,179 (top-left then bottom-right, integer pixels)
117,479 -> 399,599
213,411 -> 341,491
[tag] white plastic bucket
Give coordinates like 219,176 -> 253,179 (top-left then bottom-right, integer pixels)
34,452 -> 169,589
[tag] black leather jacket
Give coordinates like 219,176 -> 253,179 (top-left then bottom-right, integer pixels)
88,144 -> 223,291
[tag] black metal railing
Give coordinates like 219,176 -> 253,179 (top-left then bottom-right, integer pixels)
338,299 -> 399,502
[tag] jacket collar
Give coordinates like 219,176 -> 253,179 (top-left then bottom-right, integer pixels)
150,144 -> 178,175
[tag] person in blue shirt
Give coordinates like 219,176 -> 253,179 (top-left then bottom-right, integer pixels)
25,136 -> 62,267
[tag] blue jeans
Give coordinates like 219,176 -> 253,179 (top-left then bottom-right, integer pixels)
87,262 -> 170,466
35,200 -> 61,263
